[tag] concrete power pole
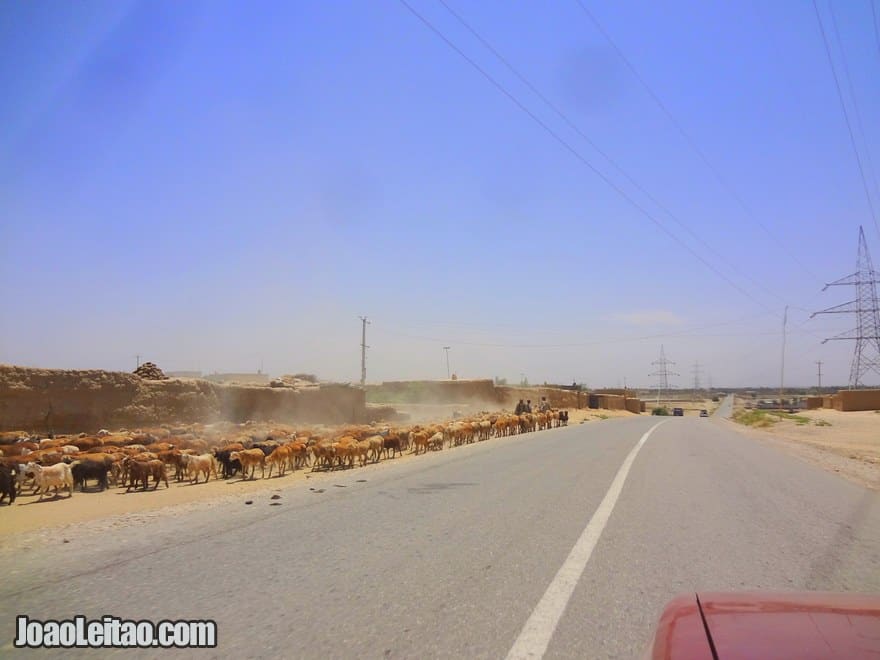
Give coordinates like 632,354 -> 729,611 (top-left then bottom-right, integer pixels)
359,316 -> 370,387
780,305 -> 788,409
816,360 -> 823,390
443,346 -> 451,379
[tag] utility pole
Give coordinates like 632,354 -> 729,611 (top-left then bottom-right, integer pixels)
443,346 -> 451,379
812,226 -> 880,388
780,305 -> 788,409
691,361 -> 702,402
649,345 -> 678,406
135,354 -> 141,369
816,360 -> 823,391
359,316 -> 370,387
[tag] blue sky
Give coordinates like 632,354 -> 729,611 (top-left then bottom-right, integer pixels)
2,0 -> 879,388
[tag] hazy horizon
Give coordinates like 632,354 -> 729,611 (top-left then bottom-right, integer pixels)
2,1 -> 879,389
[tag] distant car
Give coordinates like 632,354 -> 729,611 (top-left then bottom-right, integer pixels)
699,409 -> 708,417
673,407 -> 684,416
645,592 -> 880,659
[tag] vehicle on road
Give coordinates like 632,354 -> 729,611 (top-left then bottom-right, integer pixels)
647,591 -> 880,659
673,407 -> 684,416
700,409 -> 708,417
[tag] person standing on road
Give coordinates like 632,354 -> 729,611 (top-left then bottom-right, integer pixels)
525,400 -> 532,413
540,397 -> 551,412
515,399 -> 525,414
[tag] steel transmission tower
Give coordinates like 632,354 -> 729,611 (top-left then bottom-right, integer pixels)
812,226 -> 880,387
649,345 -> 679,405
691,361 -> 703,402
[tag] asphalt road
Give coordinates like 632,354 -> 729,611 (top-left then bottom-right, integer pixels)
2,411 -> 879,659
713,393 -> 733,418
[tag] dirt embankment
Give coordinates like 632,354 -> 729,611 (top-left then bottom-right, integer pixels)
365,380 -> 501,405
0,365 -> 365,433
495,386 -> 583,409
365,380 -> 633,411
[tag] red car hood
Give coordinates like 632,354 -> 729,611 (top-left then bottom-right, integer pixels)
649,591 -> 880,659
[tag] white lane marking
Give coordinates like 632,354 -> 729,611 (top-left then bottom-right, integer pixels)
505,420 -> 669,660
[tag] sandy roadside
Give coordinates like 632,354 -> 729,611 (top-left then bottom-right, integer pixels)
0,409 -> 639,537
723,408 -> 880,491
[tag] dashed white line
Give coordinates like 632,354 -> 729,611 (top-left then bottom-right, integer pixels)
505,420 -> 668,659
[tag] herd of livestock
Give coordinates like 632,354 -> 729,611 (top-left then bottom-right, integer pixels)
0,409 -> 570,505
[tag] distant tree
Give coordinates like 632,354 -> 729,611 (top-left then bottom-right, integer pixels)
494,376 -> 508,386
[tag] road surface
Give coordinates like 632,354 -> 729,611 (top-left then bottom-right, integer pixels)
2,411 -> 878,658
713,393 -> 733,418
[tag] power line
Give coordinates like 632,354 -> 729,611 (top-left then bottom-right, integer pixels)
872,0 -> 880,60
435,0 -> 787,307
571,0 -> 824,283
387,309 -> 771,339
396,0 -> 786,317
376,326 -> 809,348
705,307 -> 823,370
812,0 -> 880,241
372,311 -> 783,349
828,0 -> 880,216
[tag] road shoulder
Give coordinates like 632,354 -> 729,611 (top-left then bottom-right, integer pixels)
718,416 -> 879,492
